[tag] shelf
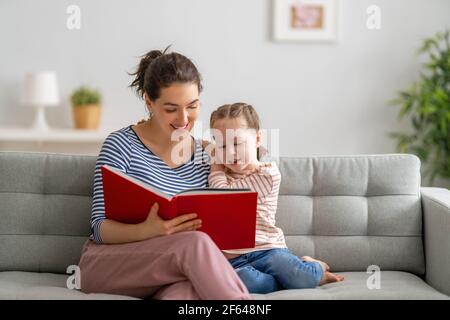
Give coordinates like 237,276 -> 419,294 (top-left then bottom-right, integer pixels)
0,127 -> 112,142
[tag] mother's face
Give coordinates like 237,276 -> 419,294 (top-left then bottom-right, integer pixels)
144,82 -> 200,139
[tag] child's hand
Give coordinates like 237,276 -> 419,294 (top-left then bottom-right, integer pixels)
136,118 -> 147,125
230,165 -> 259,176
210,146 -> 227,172
211,163 -> 226,172
202,141 -> 223,170
202,140 -> 216,158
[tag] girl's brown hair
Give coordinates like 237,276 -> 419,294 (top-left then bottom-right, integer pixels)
210,102 -> 266,160
129,46 -> 203,101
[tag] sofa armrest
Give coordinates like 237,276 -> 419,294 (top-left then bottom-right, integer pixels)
421,187 -> 450,296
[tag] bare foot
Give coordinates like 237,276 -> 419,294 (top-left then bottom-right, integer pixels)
302,256 -> 330,272
319,272 -> 345,286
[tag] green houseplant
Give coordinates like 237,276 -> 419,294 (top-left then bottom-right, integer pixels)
70,86 -> 102,129
390,29 -> 450,186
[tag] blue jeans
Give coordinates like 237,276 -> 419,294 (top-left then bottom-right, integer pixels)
228,248 -> 323,294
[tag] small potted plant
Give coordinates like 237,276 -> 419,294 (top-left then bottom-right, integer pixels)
70,86 -> 102,129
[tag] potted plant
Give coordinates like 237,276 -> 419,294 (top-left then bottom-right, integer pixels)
70,86 -> 102,129
389,29 -> 449,186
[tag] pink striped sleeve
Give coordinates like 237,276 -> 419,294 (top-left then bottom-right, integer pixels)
208,164 -> 279,198
244,171 -> 274,202
208,171 -> 231,188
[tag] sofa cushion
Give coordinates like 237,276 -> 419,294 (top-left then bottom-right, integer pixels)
2,271 -> 446,300
0,271 -> 137,300
252,271 -> 449,300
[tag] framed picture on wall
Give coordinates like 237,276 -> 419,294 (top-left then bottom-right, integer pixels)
273,0 -> 340,42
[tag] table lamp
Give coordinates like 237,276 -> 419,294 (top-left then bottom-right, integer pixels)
22,72 -> 60,131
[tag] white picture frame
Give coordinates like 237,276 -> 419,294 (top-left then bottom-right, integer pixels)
272,0 -> 340,43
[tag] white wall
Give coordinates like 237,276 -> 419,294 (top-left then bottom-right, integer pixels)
0,0 -> 449,157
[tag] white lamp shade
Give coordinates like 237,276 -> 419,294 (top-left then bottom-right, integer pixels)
22,72 -> 60,107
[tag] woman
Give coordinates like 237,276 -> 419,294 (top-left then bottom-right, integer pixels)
78,48 -> 251,300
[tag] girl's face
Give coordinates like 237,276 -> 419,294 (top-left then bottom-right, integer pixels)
212,117 -> 261,172
145,82 -> 200,140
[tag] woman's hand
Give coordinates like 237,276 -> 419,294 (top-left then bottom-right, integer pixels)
137,203 -> 202,240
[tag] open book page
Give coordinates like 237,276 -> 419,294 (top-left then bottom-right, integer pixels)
176,188 -> 252,196
102,165 -> 172,200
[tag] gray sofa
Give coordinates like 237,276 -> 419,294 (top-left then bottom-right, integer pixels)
0,151 -> 449,300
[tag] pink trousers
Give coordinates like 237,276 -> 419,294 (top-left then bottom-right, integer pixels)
78,231 -> 251,300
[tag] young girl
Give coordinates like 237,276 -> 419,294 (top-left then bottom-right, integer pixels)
208,103 -> 344,294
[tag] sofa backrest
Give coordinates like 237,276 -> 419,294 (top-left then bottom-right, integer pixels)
0,152 -> 96,273
0,152 -> 424,275
276,154 -> 424,275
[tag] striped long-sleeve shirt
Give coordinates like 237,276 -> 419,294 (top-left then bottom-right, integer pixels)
208,162 -> 287,254
90,125 -> 210,243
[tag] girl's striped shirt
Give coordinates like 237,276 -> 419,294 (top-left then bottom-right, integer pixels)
208,162 -> 287,254
90,125 -> 210,243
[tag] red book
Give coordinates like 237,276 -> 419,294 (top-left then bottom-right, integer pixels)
101,165 -> 257,250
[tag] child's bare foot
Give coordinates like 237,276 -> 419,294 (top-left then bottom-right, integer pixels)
319,272 -> 345,286
302,256 -> 330,272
